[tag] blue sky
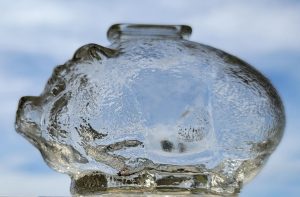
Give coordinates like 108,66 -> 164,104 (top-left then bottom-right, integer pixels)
0,0 -> 299,196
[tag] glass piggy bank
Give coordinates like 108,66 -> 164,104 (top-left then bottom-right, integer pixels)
16,24 -> 285,195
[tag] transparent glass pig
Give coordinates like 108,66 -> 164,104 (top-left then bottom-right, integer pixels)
16,24 -> 285,195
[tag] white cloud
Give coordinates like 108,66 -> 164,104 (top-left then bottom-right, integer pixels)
0,0 -> 299,60
0,1 -> 72,27
189,1 -> 300,56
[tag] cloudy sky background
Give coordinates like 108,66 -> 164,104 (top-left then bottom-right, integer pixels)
0,0 -> 299,196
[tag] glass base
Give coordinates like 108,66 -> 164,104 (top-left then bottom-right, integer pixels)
70,170 -> 240,195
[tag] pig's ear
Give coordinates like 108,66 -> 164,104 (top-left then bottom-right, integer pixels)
72,43 -> 118,61
15,96 -> 42,141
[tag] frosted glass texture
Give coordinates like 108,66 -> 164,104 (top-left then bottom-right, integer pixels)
16,24 -> 285,195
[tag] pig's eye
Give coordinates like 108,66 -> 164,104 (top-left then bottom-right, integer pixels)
51,81 -> 66,96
